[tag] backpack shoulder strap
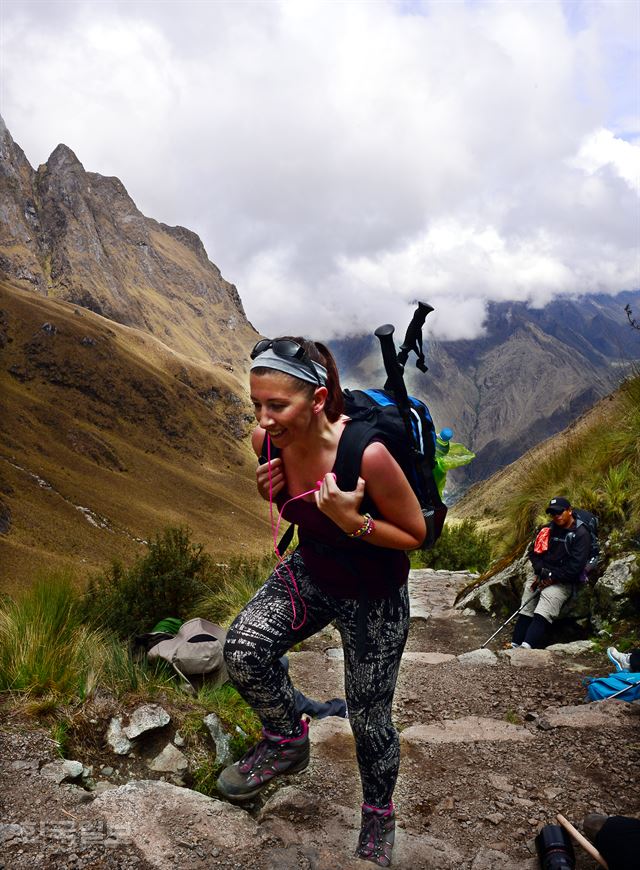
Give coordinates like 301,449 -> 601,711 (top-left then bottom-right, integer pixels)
334,419 -> 377,493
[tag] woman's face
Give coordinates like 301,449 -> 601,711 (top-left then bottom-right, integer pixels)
250,370 -> 318,448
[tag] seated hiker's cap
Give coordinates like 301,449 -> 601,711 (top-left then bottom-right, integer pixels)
148,618 -> 228,687
546,496 -> 571,515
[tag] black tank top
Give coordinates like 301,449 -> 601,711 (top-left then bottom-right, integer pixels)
276,491 -> 409,599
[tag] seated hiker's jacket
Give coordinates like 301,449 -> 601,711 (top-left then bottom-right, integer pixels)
528,521 -> 590,584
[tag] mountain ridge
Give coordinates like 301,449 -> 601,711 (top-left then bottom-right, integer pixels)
0,116 -> 255,370
332,292 -> 639,496
0,277 -> 268,593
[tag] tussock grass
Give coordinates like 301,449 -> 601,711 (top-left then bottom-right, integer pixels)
0,570 -> 102,698
500,374 -> 640,555
0,570 -> 172,702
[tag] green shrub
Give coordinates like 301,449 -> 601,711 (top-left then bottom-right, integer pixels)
195,552 -> 274,627
411,520 -> 493,572
82,526 -> 215,638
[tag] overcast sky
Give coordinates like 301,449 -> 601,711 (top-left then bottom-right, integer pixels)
1,0 -> 638,340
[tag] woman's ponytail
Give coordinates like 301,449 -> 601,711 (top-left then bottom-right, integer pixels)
311,341 -> 344,422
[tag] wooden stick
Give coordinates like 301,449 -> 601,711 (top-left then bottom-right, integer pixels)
556,813 -> 609,869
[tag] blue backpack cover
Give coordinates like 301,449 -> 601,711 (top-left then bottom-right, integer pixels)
584,672 -> 640,702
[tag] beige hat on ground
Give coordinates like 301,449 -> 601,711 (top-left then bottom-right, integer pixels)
148,617 -> 228,688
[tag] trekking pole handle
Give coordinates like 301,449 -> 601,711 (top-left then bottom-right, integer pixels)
375,324 -> 411,406
397,302 -> 434,372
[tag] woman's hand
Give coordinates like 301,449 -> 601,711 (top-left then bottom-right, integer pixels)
315,443 -> 426,549
315,472 -> 365,532
256,457 -> 285,501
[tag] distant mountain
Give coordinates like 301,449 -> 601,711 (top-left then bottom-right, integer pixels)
0,118 -> 267,591
331,292 -> 640,499
0,116 -> 256,370
450,372 -> 640,562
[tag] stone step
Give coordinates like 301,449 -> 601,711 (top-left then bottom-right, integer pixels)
401,717 -> 534,746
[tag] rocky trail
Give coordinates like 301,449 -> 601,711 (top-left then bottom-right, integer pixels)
1,569 -> 639,869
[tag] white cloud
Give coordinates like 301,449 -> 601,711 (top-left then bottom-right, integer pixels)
571,128 -> 640,192
1,0 -> 638,341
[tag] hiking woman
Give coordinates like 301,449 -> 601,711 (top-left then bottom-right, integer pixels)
217,337 -> 425,867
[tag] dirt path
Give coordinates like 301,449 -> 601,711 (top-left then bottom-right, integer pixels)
279,569 -> 640,868
1,569 -> 639,869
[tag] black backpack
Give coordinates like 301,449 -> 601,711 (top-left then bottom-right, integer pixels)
336,388 -> 446,549
570,508 -> 600,575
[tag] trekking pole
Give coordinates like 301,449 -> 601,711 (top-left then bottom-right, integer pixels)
375,303 -> 446,549
556,814 -> 608,868
396,302 -> 433,374
480,592 -> 538,648
374,322 -> 422,467
599,679 -> 640,701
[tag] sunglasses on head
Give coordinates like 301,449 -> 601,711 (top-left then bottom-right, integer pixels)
250,338 -> 308,361
250,338 -> 322,384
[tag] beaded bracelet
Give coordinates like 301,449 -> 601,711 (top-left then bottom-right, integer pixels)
347,513 -> 375,538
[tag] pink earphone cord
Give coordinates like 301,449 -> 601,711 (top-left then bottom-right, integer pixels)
266,434 -> 316,631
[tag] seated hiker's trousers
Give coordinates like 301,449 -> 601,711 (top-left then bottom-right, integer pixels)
519,577 -> 573,623
223,549 -> 410,807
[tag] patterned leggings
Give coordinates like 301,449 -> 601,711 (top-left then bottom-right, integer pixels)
223,549 -> 410,807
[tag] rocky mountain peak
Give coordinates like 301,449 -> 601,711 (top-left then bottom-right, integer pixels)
0,120 -> 257,368
0,115 -> 31,177
45,142 -> 84,173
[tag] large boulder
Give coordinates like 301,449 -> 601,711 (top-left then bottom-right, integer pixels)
456,550 -> 532,616
591,555 -> 639,626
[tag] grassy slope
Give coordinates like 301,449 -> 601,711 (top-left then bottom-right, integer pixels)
0,280 -> 270,594
451,372 -> 640,556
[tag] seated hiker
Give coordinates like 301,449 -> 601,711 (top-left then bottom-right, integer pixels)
607,647 -> 640,672
511,496 -> 590,649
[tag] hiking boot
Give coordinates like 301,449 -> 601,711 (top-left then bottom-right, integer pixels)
355,803 -> 395,867
607,647 -> 631,672
216,718 -> 309,802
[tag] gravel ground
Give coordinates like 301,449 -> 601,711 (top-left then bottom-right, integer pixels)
1,569 -> 639,869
